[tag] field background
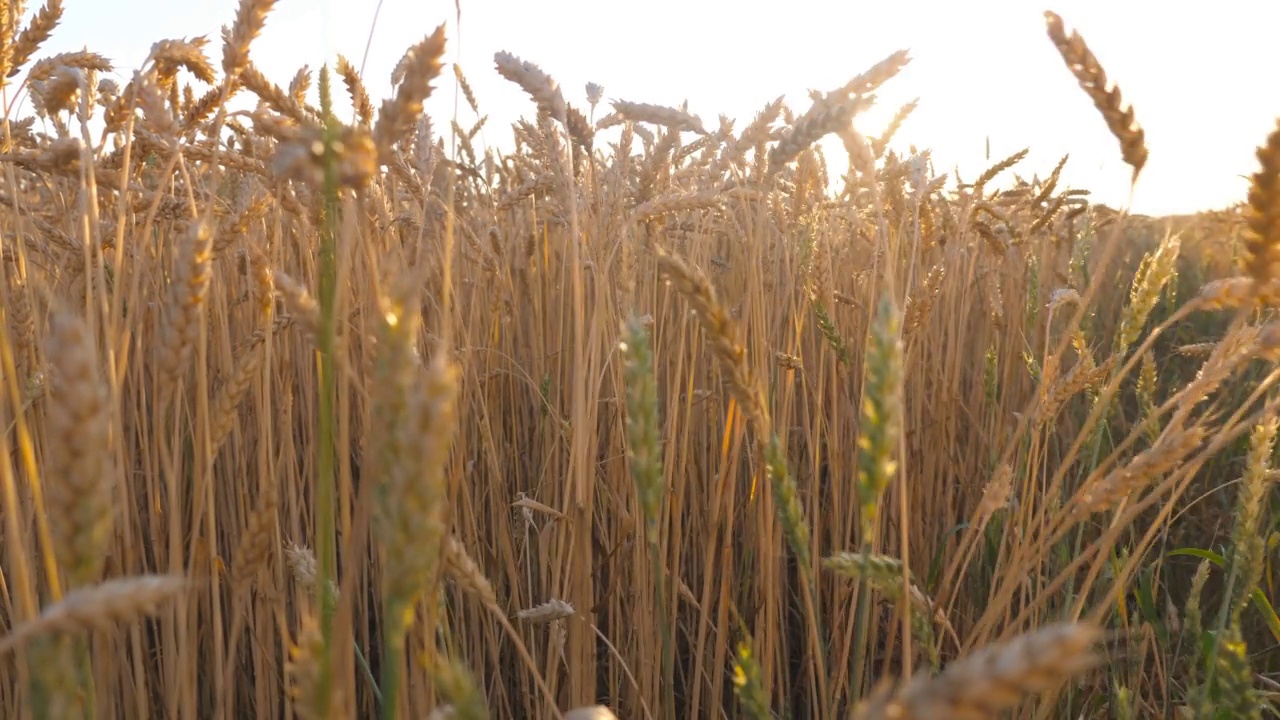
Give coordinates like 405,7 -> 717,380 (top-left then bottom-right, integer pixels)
0,1 -> 1277,719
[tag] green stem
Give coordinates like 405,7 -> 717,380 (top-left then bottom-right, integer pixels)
848,541 -> 874,707
380,608 -> 406,720
76,638 -> 98,719
649,538 -> 676,720
355,643 -> 383,707
315,66 -> 342,716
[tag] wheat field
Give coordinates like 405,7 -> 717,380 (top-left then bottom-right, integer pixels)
0,1 -> 1277,718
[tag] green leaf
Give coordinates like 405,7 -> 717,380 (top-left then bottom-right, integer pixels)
1249,587 -> 1280,644
1169,547 -> 1226,566
1169,547 -> 1280,643
927,522 -> 970,592
1137,564 -> 1166,646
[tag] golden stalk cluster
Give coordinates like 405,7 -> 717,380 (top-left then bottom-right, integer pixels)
0,2 -> 1276,719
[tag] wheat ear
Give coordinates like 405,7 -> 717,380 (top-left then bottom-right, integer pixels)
42,305 -> 115,588
1242,119 -> 1280,295
886,622 -> 1104,718
0,575 -> 187,656
1043,10 -> 1148,182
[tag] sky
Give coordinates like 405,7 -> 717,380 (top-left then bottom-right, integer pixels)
29,0 -> 1280,217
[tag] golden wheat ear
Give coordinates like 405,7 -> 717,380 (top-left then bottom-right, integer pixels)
1044,10 -> 1148,183
891,622 -> 1105,718
1242,120 -> 1280,294
0,575 -> 188,657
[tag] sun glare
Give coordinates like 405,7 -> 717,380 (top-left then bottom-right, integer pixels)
40,0 -> 1280,217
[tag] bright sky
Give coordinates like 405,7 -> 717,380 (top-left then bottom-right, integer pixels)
34,0 -> 1280,217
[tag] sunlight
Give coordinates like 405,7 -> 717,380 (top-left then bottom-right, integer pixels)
46,0 -> 1278,215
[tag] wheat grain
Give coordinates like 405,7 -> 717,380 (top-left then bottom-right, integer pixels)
442,535 -> 498,609
287,610 -> 342,720
222,0 -> 278,79
0,575 -> 187,656
1074,425 -> 1205,517
1044,10 -> 1148,181
832,49 -> 911,98
1242,119 -> 1280,294
149,36 -> 217,86
42,305 -> 115,588
493,50 -> 566,123
6,0 -> 64,80
27,51 -> 112,83
654,245 -> 770,437
890,622 -> 1103,719
610,99 -> 706,135
770,94 -> 874,175
335,54 -> 374,126
159,218 -> 214,386
373,25 -> 446,164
